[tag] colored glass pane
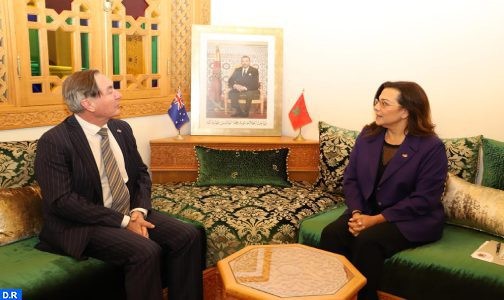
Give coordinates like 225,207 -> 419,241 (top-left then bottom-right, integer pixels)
112,34 -> 120,74
28,29 -> 40,76
81,33 -> 89,70
152,36 -> 158,73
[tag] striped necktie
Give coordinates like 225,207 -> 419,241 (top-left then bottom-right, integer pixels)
97,128 -> 130,214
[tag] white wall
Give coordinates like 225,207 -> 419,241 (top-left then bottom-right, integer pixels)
213,0 -> 504,141
1,0 -> 503,166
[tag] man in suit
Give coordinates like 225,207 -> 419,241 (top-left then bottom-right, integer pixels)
227,55 -> 260,117
34,70 -> 203,300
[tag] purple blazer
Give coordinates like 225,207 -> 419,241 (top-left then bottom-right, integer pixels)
343,128 -> 448,243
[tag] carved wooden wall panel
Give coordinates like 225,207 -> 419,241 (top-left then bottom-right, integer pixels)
0,0 -> 210,130
0,0 -> 11,105
169,0 -> 209,111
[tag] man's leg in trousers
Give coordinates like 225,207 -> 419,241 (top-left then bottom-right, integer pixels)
352,222 -> 416,300
84,225 -> 164,300
147,210 -> 204,300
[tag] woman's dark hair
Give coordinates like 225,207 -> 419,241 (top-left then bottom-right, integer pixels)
365,81 -> 436,136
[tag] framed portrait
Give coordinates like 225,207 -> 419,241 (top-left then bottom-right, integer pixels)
190,25 -> 283,136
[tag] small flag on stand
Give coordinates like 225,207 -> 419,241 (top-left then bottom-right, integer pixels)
167,87 -> 189,130
288,92 -> 312,130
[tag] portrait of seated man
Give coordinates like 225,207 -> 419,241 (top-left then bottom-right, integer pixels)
227,55 -> 260,117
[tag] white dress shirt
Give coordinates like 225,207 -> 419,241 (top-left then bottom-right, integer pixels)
75,115 -> 135,227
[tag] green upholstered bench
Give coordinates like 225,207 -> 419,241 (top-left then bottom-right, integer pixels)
0,238 -> 124,300
298,205 -> 504,300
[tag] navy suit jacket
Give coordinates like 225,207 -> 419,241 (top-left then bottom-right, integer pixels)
343,128 -> 448,242
35,115 -> 151,259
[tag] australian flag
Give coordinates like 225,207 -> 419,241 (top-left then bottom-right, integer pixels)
167,87 -> 189,130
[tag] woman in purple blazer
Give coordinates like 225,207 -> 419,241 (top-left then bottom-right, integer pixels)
319,81 -> 448,300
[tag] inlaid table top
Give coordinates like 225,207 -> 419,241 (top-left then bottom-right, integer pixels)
217,243 -> 366,300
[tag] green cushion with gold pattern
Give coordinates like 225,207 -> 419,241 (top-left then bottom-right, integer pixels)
442,135 -> 482,183
195,146 -> 291,187
0,140 -> 38,188
314,121 -> 359,194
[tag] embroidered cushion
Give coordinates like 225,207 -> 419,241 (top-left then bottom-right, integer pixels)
442,135 -> 482,183
314,121 -> 359,194
0,185 -> 43,246
195,146 -> 291,187
0,140 -> 38,188
442,173 -> 504,238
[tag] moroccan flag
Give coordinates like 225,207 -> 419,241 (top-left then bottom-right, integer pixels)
288,93 -> 312,130
167,87 -> 189,130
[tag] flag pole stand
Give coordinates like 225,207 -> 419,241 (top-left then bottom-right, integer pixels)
293,128 -> 305,141
174,129 -> 184,140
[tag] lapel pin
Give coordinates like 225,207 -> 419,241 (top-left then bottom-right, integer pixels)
401,153 -> 408,158
117,129 -> 122,133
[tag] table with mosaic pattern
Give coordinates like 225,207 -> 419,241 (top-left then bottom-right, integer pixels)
217,244 -> 366,300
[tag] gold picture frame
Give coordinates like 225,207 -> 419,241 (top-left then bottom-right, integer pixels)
190,25 -> 283,136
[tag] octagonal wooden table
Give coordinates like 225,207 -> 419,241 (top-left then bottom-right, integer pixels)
217,243 -> 366,300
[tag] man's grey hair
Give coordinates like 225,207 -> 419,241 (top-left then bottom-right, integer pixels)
62,69 -> 101,113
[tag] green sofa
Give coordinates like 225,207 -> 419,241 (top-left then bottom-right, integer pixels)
2,123 -> 503,300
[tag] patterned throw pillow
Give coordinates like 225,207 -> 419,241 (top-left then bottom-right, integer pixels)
442,173 -> 504,238
481,138 -> 504,190
442,135 -> 482,183
0,140 -> 38,188
194,146 -> 291,187
0,185 -> 43,246
314,121 -> 359,194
